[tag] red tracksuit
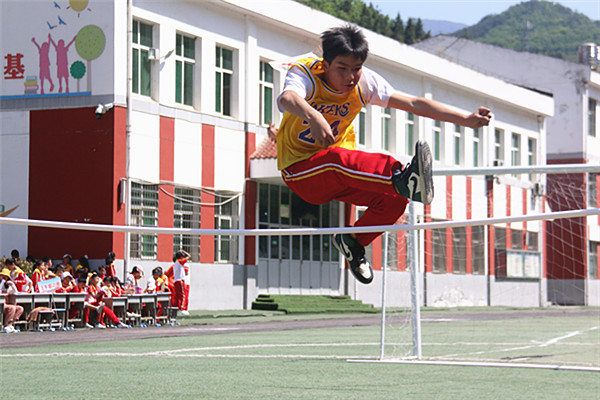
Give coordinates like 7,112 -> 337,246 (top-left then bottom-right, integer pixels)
282,146 -> 408,246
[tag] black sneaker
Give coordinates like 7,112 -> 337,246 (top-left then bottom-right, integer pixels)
332,233 -> 373,284
392,140 -> 434,205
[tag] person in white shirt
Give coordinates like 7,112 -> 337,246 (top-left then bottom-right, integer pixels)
172,250 -> 190,315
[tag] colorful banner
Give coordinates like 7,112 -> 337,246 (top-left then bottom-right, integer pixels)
37,277 -> 61,292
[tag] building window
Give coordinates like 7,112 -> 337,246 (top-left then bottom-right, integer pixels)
472,226 -> 485,274
130,182 -> 158,260
511,132 -> 521,177
355,107 -> 367,147
589,98 -> 597,137
511,229 -> 523,250
215,46 -> 233,116
173,187 -> 201,262
589,241 -> 598,280
406,112 -> 415,155
382,107 -> 391,151
175,33 -> 195,106
495,227 -> 506,250
432,225 -> 446,273
473,128 -> 480,167
511,133 -> 521,167
214,192 -> 240,263
528,138 -> 536,181
494,128 -> 504,164
132,20 -> 153,97
589,173 -> 598,208
453,227 -> 466,273
453,124 -> 463,166
258,183 -> 339,262
433,120 -> 441,161
526,231 -> 538,251
382,231 -> 398,270
259,61 -> 274,126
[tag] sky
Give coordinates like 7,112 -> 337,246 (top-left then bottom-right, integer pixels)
368,0 -> 600,25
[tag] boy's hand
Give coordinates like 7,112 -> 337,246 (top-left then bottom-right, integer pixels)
310,114 -> 335,148
465,106 -> 492,129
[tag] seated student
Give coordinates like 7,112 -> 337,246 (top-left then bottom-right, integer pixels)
124,266 -> 144,294
61,254 -> 74,275
105,251 -> 117,278
107,276 -> 123,297
83,273 -> 128,329
31,260 -> 46,292
75,256 -> 90,277
55,272 -> 76,293
98,266 -> 107,281
5,258 -> 28,292
0,268 -> 24,333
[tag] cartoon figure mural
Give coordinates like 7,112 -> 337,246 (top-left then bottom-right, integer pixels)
48,33 -> 76,93
1,0 -> 110,100
31,34 -> 55,94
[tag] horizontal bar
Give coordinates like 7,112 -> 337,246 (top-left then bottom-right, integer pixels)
434,163 -> 600,176
1,208 -> 598,236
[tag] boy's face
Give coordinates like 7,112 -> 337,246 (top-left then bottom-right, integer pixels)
322,54 -> 363,94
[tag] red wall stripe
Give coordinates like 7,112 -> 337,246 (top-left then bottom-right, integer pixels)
112,106 -> 127,258
466,177 -> 473,274
424,204 -> 432,273
29,107 -> 118,259
158,116 -> 175,261
522,188 -> 528,250
487,176 -> 495,276
446,176 -> 453,273
372,237 -> 382,271
244,131 -> 257,265
200,124 -> 215,263
546,159 -> 587,280
506,185 -> 511,249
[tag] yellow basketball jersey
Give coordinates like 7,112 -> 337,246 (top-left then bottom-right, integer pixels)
277,57 -> 366,170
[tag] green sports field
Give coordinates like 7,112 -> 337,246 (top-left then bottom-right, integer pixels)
1,307 -> 598,399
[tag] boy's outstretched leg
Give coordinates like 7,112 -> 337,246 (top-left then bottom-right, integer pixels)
392,140 -> 434,205
333,233 -> 373,284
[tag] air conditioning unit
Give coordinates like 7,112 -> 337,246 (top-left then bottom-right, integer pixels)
148,48 -> 160,61
578,43 -> 599,69
493,159 -> 504,167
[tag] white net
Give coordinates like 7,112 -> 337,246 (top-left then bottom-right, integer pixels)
379,166 -> 600,369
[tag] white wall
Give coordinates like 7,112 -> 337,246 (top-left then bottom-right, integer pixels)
0,111 -> 30,257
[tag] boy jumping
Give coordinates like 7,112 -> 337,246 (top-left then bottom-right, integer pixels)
276,25 -> 491,284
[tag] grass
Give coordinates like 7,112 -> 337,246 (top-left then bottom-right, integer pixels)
1,308 -> 598,399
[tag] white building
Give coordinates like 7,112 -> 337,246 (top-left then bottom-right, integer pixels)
1,0 -> 554,309
414,36 -> 600,305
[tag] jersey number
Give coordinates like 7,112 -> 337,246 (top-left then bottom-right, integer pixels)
298,120 -> 341,145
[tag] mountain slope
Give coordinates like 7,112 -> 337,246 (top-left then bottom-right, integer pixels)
453,1 -> 600,62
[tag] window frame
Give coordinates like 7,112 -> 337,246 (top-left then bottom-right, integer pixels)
406,112 -> 415,156
173,187 -> 201,262
132,19 -> 154,97
381,107 -> 392,151
175,33 -> 196,107
130,182 -> 159,260
214,191 -> 240,263
215,46 -> 234,116
259,60 -> 274,126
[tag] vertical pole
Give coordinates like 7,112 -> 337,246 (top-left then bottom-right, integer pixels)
379,231 -> 388,360
409,202 -> 422,359
123,0 -> 132,279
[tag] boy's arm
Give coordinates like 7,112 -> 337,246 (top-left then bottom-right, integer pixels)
388,93 -> 491,129
278,90 -> 336,148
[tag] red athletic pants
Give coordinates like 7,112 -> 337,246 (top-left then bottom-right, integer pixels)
173,281 -> 185,310
282,147 -> 408,246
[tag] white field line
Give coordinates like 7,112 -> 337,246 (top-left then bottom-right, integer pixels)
2,339 -> 597,360
437,326 -> 599,358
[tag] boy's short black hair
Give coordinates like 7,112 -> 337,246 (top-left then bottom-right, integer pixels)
321,24 -> 369,64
